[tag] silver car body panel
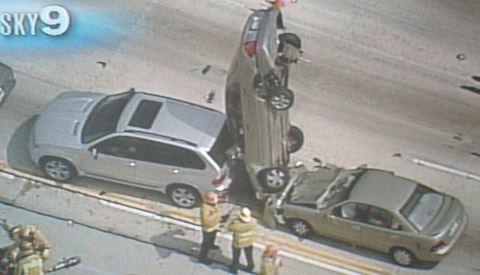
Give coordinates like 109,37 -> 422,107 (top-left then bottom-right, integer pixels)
226,8 -> 291,195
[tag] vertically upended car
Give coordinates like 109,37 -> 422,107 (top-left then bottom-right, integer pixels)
29,90 -> 234,208
265,164 -> 468,267
226,6 -> 304,199
0,61 -> 16,106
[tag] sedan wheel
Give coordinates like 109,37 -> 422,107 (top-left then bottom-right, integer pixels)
391,247 -> 416,267
289,219 -> 312,238
268,87 -> 294,111
259,168 -> 289,192
42,158 -> 75,182
168,185 -> 199,209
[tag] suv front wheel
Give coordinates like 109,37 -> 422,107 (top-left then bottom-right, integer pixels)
41,157 -> 76,182
268,87 -> 294,110
167,184 -> 200,209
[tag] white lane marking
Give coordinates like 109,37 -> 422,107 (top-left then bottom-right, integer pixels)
413,158 -> 480,182
99,200 -> 369,275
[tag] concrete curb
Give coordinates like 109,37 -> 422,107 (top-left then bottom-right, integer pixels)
0,161 -> 391,275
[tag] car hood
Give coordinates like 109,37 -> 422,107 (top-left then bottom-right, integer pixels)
33,91 -> 105,146
289,167 -> 340,205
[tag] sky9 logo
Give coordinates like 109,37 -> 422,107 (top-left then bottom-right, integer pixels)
1,5 -> 71,36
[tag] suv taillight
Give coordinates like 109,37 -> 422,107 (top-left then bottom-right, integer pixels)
430,241 -> 447,252
244,41 -> 257,57
212,175 -> 225,185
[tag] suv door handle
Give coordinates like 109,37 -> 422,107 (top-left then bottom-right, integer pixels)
128,161 -> 136,167
352,225 -> 361,231
172,169 -> 180,174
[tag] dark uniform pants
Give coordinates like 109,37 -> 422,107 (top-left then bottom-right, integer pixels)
230,245 -> 254,273
199,230 -> 217,262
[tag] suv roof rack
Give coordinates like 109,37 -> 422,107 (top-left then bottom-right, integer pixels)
123,130 -> 197,147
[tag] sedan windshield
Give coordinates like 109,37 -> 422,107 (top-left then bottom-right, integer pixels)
82,92 -> 134,143
401,185 -> 444,231
317,169 -> 363,209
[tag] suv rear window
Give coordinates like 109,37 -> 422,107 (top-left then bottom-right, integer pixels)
129,100 -> 163,129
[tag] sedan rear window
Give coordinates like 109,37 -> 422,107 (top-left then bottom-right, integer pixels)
401,185 -> 444,231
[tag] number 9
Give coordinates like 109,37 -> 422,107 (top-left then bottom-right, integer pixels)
40,5 -> 70,36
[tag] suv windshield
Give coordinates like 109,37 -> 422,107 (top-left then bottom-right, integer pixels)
82,92 -> 134,143
401,185 -> 444,231
208,123 -> 234,167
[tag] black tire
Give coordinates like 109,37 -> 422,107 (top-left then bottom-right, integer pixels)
390,247 -> 416,267
288,125 -> 304,153
279,33 -> 302,52
268,87 -> 294,111
167,185 -> 200,209
258,167 -> 289,192
41,157 -> 76,182
289,219 -> 313,238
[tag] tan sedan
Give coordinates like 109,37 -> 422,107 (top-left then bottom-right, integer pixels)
264,165 -> 468,266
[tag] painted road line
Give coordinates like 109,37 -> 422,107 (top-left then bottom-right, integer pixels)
412,158 -> 480,182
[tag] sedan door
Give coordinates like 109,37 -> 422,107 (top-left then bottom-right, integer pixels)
360,206 -> 409,252
323,202 -> 367,245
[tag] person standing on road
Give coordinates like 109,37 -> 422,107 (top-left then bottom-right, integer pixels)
198,191 -> 228,265
259,244 -> 281,275
228,207 -> 257,274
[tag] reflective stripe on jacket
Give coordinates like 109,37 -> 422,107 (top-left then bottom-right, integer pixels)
201,203 -> 221,232
228,218 -> 256,248
15,253 -> 43,275
259,256 -> 280,275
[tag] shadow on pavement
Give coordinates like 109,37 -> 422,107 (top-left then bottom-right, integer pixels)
6,115 -> 42,175
151,228 -> 232,273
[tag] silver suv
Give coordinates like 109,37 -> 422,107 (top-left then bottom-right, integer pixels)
226,7 -> 303,198
0,61 -> 16,106
29,90 -> 234,208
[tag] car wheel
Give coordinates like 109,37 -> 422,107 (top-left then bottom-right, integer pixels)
390,247 -> 416,267
41,158 -> 76,182
268,87 -> 294,110
168,185 -> 200,209
289,219 -> 313,238
259,167 -> 289,192
279,33 -> 302,51
288,125 -> 304,153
